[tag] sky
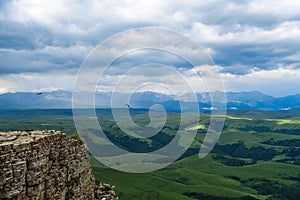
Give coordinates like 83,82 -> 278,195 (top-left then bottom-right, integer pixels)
1,0 -> 300,97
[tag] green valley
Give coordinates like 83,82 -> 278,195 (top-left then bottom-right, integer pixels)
1,109 -> 300,199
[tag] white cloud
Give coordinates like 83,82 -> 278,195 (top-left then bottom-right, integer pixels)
221,68 -> 300,97
1,0 -> 300,96
0,70 -> 76,93
190,21 -> 300,45
1,64 -> 300,98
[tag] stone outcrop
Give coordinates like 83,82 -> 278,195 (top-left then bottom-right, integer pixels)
0,130 -> 118,200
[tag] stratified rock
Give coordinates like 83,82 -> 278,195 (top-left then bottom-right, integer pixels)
0,130 -> 118,200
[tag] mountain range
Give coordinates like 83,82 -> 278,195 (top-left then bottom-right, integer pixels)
0,90 -> 299,111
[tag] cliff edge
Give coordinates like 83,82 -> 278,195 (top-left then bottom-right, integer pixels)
0,130 -> 118,200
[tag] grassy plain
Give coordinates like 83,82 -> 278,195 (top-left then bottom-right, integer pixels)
1,109 -> 300,199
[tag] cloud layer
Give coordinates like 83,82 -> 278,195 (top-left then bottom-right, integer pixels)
1,0 -> 300,96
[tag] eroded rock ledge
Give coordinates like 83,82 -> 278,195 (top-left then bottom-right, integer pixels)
0,130 -> 118,200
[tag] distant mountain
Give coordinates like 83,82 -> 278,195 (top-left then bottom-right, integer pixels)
226,91 -> 275,105
0,90 -> 299,111
272,94 -> 300,110
0,91 -> 72,109
225,91 -> 276,110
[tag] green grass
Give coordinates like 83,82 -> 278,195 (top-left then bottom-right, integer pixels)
90,152 -> 300,199
275,119 -> 300,125
1,109 -> 300,199
90,157 -> 253,200
217,131 -> 300,149
185,124 -> 206,131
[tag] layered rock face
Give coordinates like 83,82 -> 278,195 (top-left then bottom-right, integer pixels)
0,130 -> 118,200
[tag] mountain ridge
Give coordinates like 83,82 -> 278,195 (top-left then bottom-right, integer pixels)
0,90 -> 299,111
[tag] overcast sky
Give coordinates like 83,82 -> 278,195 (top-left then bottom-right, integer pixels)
1,0 -> 300,97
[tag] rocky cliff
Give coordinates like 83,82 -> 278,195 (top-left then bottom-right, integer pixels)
0,130 -> 118,200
